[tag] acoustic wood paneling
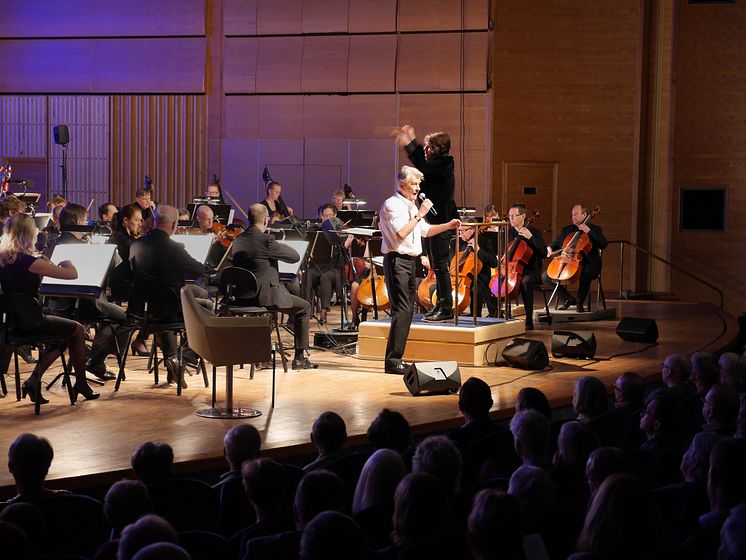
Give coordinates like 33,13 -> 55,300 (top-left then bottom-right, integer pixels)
223,38 -> 259,93
301,0 -> 350,33
398,0 -> 489,31
224,0 -> 258,35
0,0 -> 206,38
256,0 -> 303,35
348,36 -> 397,92
492,1 -> 644,292
397,32 -> 488,92
0,39 -> 207,94
255,37 -> 304,92
0,96 -> 47,159
671,0 -> 746,312
47,96 -> 110,209
110,96 -> 207,208
301,36 -> 350,92
349,0 -> 398,33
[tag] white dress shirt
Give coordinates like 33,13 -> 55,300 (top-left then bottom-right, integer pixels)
379,191 -> 430,256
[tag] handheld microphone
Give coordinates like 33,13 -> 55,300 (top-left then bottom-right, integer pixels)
418,193 -> 438,216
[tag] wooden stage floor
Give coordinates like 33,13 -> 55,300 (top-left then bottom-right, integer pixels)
0,300 -> 737,497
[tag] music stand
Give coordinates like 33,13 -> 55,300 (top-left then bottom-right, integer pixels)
187,203 -> 234,226
322,220 -> 354,328
172,234 -> 215,265
337,210 -> 376,228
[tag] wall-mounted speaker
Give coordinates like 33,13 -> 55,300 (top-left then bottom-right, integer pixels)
53,125 -> 69,146
403,361 -> 461,396
552,331 -> 597,359
501,338 -> 549,370
616,317 -> 659,343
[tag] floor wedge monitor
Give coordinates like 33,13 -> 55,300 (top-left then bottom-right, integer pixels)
403,361 -> 461,396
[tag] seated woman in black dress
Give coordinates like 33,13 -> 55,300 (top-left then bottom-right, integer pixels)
0,214 -> 99,404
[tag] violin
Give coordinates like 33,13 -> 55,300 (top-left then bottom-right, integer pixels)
210,221 -> 243,249
357,262 -> 389,311
490,209 -> 540,299
546,206 -> 601,283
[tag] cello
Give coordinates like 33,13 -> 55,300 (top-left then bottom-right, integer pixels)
431,226 -> 482,315
489,209 -> 540,299
356,260 -> 389,310
546,206 -> 600,283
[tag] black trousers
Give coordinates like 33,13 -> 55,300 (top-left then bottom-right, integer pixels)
383,253 -> 416,369
519,271 -> 542,323
427,231 -> 453,311
270,295 -> 311,353
542,264 -> 601,307
305,265 -> 342,310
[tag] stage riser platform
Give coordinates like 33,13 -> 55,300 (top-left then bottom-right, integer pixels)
535,307 -> 617,323
358,315 -> 525,366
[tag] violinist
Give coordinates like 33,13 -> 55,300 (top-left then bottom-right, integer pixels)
543,204 -> 607,312
205,181 -> 225,202
108,204 -> 143,302
98,202 -> 118,226
506,203 -> 547,330
260,181 -> 293,224
134,185 -> 156,234
192,204 -> 230,270
331,189 -> 345,211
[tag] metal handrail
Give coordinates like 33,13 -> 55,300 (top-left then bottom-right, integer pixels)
608,240 -> 724,309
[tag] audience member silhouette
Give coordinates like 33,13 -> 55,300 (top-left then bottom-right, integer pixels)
304,411 -> 351,472
516,386 -> 552,421
590,371 -> 646,449
116,514 -> 179,560
352,448 -> 406,514
412,435 -> 463,495
0,502 -> 43,558
573,376 -> 609,423
718,352 -> 746,391
552,421 -> 598,507
510,409 -> 552,469
104,480 -> 153,538
691,352 -> 720,397
467,489 -> 524,560
702,383 -> 740,436
130,442 -> 174,485
508,464 -> 555,525
448,377 -> 498,452
131,541 -> 191,560
585,447 -> 627,500
636,387 -> 686,486
299,510 -> 367,560
0,520 -> 32,560
6,433 -> 67,503
718,503 -> 746,560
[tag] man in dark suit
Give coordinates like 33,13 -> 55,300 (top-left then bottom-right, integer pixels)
129,204 -> 209,384
543,204 -> 607,313
232,203 -> 317,369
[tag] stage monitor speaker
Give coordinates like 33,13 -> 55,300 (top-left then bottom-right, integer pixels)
53,125 -> 69,145
552,330 -> 597,359
403,361 -> 461,396
616,317 -> 658,343
501,338 -> 549,370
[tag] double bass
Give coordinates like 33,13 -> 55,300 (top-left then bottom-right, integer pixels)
489,209 -> 540,299
546,206 -> 601,283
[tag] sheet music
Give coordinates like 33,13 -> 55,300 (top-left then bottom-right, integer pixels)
277,239 -> 309,277
172,234 -> 215,264
41,244 -> 116,288
344,227 -> 381,237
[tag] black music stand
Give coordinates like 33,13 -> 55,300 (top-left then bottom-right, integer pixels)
337,210 -> 376,228
322,219 -> 354,329
187,203 -> 233,225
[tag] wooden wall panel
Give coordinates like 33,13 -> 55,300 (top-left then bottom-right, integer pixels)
224,0 -> 258,35
347,95 -> 399,138
671,0 -> 746,312
257,96 -> 304,137
302,0 -> 350,33
0,96 -> 47,160
301,37 -> 350,92
349,0 -> 398,33
47,96 -> 110,209
398,0 -> 489,31
110,96 -> 206,208
348,36 -> 398,92
256,0 -> 303,35
0,39 -> 206,94
492,1 -> 644,292
255,38 -> 303,92
0,0 -> 206,37
397,32 -> 489,92
223,38 -> 259,93
303,96 -> 350,137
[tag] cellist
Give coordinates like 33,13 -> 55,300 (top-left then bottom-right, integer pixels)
506,203 -> 547,330
543,204 -> 607,312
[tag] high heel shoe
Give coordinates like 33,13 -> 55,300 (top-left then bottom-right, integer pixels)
131,339 -> 149,356
21,380 -> 49,405
73,382 -> 100,401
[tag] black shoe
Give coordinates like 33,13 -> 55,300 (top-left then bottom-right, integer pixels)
86,360 -> 115,381
181,347 -> 199,367
21,380 -> 48,405
385,362 -> 410,375
423,307 -> 439,318
131,339 -> 149,356
18,345 -> 37,364
576,304 -> 585,313
423,310 -> 454,322
292,357 -> 318,370
525,321 -> 534,331
165,356 -> 187,388
73,382 -> 100,401
561,298 -> 577,310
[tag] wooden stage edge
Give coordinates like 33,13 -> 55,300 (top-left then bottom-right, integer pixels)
0,300 -> 739,497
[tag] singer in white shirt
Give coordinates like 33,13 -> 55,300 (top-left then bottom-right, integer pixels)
379,165 -> 460,374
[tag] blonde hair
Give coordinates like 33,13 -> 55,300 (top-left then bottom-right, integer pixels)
0,213 -> 38,266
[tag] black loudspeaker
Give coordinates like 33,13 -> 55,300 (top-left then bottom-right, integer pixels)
616,317 -> 659,343
403,361 -> 461,396
501,338 -> 549,370
552,331 -> 597,359
53,124 -> 69,145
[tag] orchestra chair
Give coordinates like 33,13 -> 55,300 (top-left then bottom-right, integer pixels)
0,292 -> 75,414
114,276 -> 208,395
181,285 -> 274,419
217,266 -> 289,373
